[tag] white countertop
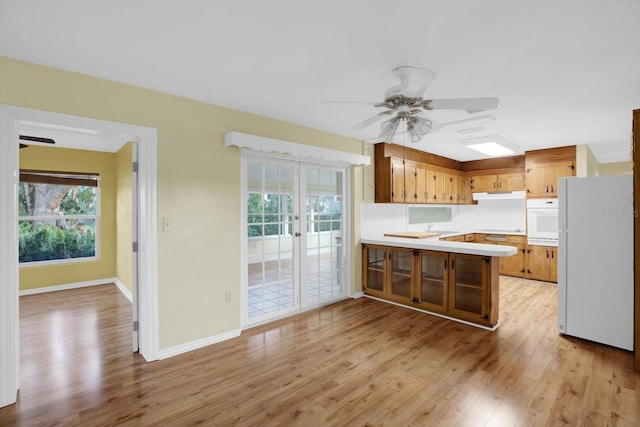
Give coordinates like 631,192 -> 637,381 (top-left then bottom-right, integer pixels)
361,236 -> 518,257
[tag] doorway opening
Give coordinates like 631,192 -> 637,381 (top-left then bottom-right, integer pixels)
0,105 -> 158,408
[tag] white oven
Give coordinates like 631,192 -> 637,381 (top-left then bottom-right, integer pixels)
527,198 -> 559,246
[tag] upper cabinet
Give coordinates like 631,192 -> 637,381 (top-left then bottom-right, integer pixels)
470,171 -> 526,193
525,146 -> 576,198
373,143 -> 576,204
374,143 -> 472,204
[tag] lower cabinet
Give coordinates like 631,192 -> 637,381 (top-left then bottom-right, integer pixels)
524,245 -> 558,282
472,234 -> 557,283
362,244 -> 498,327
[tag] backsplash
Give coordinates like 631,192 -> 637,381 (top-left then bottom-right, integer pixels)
456,199 -> 526,231
360,199 -> 526,238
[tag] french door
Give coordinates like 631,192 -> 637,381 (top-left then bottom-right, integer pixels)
243,154 -> 347,325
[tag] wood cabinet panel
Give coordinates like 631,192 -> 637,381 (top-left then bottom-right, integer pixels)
448,254 -> 497,325
362,244 -> 498,327
416,251 -> 448,314
498,172 -> 526,191
471,172 -> 526,192
524,245 -> 557,282
388,248 -> 414,303
471,175 -> 498,192
449,174 -> 460,204
391,158 -> 405,203
362,244 -> 387,297
458,175 -> 472,205
525,146 -> 576,198
404,161 -> 419,203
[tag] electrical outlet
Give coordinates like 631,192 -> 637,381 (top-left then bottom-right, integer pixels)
163,216 -> 173,232
225,290 -> 232,303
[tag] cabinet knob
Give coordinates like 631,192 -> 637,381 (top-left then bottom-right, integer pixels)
294,232 -> 301,237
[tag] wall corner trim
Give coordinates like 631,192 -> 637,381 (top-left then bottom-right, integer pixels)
158,329 -> 242,360
113,278 -> 133,302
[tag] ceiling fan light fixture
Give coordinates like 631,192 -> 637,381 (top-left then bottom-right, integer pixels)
462,135 -> 519,157
380,117 -> 400,142
407,116 -> 433,143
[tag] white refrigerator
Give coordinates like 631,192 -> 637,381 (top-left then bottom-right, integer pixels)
558,175 -> 634,351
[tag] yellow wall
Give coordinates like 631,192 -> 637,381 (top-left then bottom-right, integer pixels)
576,144 -> 600,177
18,146 -> 117,290
116,142 -> 133,292
0,56 -> 366,349
600,161 -> 632,176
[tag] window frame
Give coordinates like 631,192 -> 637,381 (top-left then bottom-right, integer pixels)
18,170 -> 100,267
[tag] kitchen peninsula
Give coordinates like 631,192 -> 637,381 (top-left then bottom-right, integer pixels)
361,234 -> 516,329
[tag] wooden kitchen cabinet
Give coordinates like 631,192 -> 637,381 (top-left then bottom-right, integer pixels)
471,234 -> 529,279
525,146 -> 576,198
470,171 -> 526,192
374,143 -> 474,205
390,157 -> 406,203
361,244 -> 498,327
362,244 -> 387,298
499,245 -> 526,277
416,250 -> 449,314
524,245 -> 557,282
458,174 -> 473,204
448,254 -> 498,325
388,247 -> 415,303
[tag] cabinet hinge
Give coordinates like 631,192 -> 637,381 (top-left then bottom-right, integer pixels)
132,162 -> 139,172
132,242 -> 138,252
133,320 -> 139,331
482,314 -> 489,321
484,257 -> 490,264
412,297 -> 420,304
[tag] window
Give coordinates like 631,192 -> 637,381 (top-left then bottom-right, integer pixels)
18,170 -> 99,264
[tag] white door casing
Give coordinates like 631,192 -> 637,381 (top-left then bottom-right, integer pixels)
0,105 -> 159,408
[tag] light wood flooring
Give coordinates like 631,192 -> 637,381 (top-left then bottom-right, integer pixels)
0,277 -> 638,426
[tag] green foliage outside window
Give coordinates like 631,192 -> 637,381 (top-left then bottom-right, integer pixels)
19,180 -> 98,263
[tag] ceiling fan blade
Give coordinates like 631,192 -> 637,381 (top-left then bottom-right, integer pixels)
392,66 -> 437,98
423,97 -> 500,113
19,135 -> 56,144
350,110 -> 394,130
320,100 -> 381,105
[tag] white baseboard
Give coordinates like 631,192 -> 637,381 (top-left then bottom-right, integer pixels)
19,278 -> 116,296
351,291 -> 364,299
113,278 -> 133,302
20,277 -> 134,303
158,329 -> 242,360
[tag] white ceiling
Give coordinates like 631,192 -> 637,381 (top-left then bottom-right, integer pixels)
1,0 -> 639,162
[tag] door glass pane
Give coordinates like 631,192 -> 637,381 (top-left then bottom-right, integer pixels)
366,247 -> 385,292
247,160 -> 296,320
454,257 -> 483,314
305,168 -> 344,304
420,253 -> 444,306
390,249 -> 412,298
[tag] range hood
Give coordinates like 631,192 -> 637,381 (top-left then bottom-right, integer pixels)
472,190 -> 526,200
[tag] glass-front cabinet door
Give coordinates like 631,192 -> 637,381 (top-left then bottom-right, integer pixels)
416,251 -> 448,314
362,244 -> 387,298
388,248 -> 414,303
448,254 -> 491,323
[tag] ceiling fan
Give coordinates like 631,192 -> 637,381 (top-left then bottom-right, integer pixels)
335,66 -> 500,143
18,135 -> 56,149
